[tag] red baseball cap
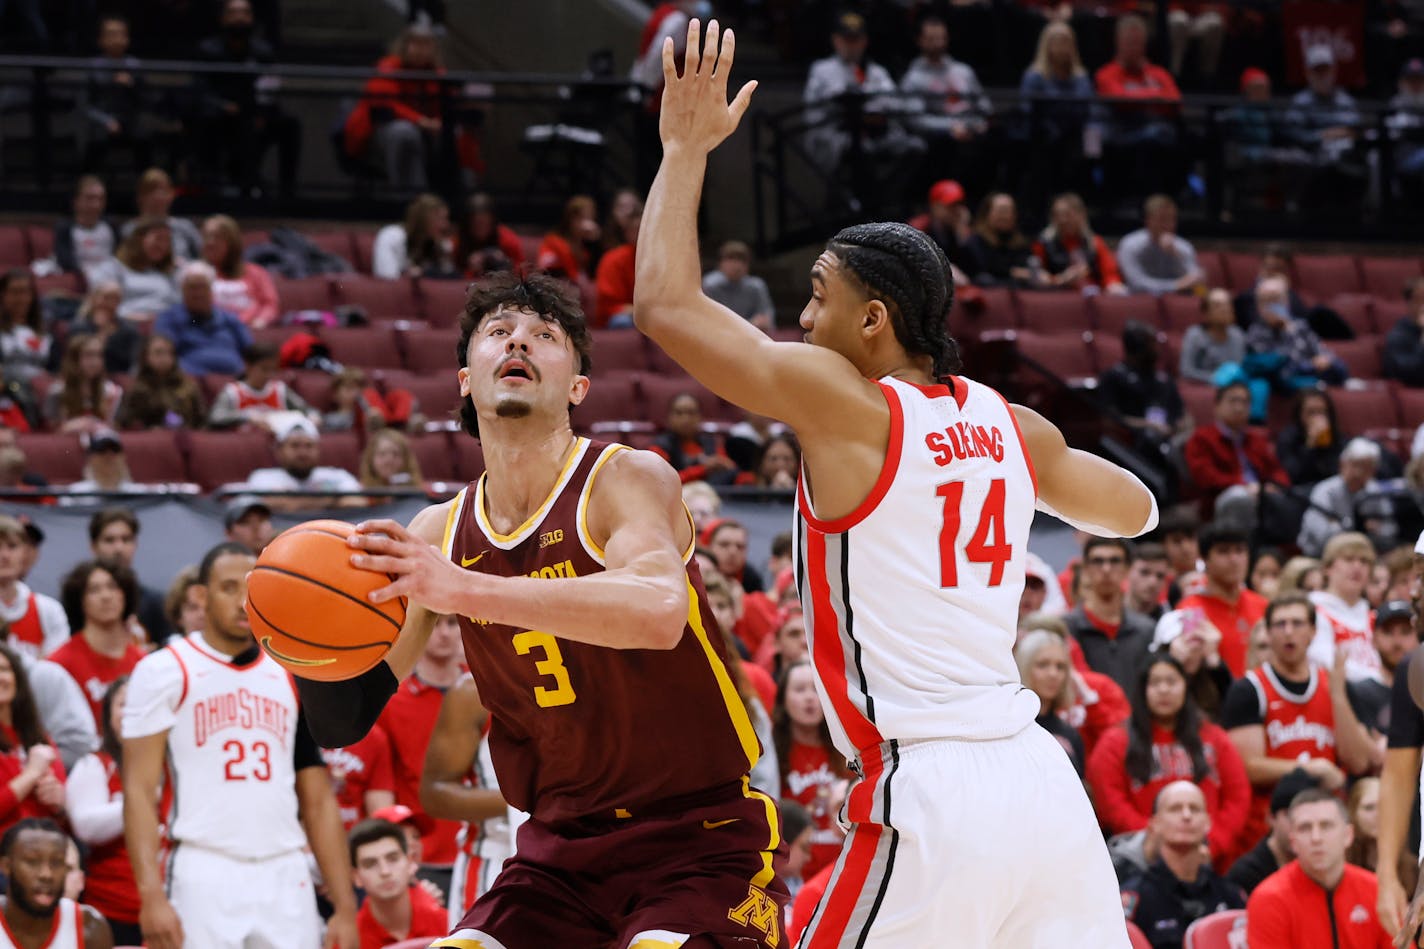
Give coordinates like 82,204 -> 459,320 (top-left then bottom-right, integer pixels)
928,179 -> 965,207
1240,67 -> 1269,91
371,805 -> 416,826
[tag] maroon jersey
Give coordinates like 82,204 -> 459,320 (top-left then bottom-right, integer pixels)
442,437 -> 761,824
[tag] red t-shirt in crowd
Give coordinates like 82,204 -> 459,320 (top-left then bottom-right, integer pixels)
783,740 -> 845,880
789,862 -> 834,945
1177,588 -> 1267,678
47,635 -> 145,727
1085,721 -> 1251,859
322,725 -> 396,832
356,883 -> 448,949
593,243 -> 636,328
376,675 -> 462,865
0,731 -> 65,841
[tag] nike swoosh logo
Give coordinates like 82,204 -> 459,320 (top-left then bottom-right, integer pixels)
702,818 -> 739,830
260,637 -> 336,668
461,552 -> 486,568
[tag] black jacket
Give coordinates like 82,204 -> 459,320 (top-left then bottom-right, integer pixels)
1383,315 -> 1424,386
1065,605 -> 1156,691
1122,859 -> 1246,949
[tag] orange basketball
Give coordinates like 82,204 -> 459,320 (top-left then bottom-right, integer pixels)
245,519 -> 406,681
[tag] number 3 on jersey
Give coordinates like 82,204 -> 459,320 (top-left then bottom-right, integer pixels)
513,631 -> 577,708
936,478 -> 1012,588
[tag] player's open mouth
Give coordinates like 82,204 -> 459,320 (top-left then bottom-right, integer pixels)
498,360 -> 534,381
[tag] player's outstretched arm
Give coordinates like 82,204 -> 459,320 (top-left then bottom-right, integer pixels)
121,731 -> 183,949
1012,404 -> 1158,538
295,502 -> 448,748
295,765 -> 358,948
634,19 -> 881,439
419,678 -> 506,823
350,450 -> 693,650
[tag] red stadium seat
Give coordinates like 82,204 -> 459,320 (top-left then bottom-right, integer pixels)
1160,292 -> 1203,332
1360,256 -> 1423,299
1126,921 -> 1152,949
1013,331 -> 1095,379
198,374 -> 236,405
287,370 -> 335,411
303,231 -> 356,268
34,273 -> 82,297
351,230 -> 377,274
248,325 -> 293,351
317,430 -> 362,476
1292,254 -> 1362,301
408,430 -> 459,482
24,226 -> 52,261
1197,250 -> 1226,292
1395,385 -> 1424,431
1092,294 -> 1163,336
1089,332 -> 1125,375
1160,331 -> 1183,376
418,279 -> 470,328
184,430 -> 275,491
573,370 -> 642,430
1331,336 -> 1382,379
332,275 -> 420,321
240,229 -> 270,249
16,433 -> 86,484
1016,292 -> 1091,333
1220,252 -> 1261,293
402,327 -> 461,375
1182,909 -> 1246,949
120,430 -> 186,483
638,372 -> 721,426
590,330 -> 650,375
951,286 -> 1019,335
272,276 -> 334,315
399,372 -> 464,421
323,324 -> 402,369
1179,381 -> 1216,426
1331,385 -> 1400,433
0,228 -> 28,269
1327,294 -> 1377,336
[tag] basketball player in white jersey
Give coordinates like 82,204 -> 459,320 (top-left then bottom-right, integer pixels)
418,676 -> 516,929
120,543 -> 359,949
633,21 -> 1158,948
0,819 -> 112,949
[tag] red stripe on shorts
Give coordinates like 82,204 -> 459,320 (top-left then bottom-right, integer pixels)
804,530 -> 884,753
803,822 -> 885,948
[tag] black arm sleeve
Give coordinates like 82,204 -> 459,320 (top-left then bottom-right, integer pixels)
1219,678 -> 1264,730
294,662 -> 399,749
1388,652 -> 1424,749
291,707 -> 325,771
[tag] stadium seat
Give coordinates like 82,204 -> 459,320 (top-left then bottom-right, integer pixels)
1331,336 -> 1382,379
1182,908 -> 1246,949
16,433 -> 86,484
198,374 -> 236,405
1179,381 -> 1216,426
1220,252 -> 1261,293
0,228 -> 29,269
287,370 -> 335,411
1327,294 -> 1377,336
645,340 -> 686,377
272,276 -> 334,315
351,230 -> 377,274
24,226 -> 52,262
638,372 -> 721,425
419,278 -> 470,328
1160,331 -> 1183,376
1291,254 -> 1362,301
1395,385 -> 1424,432
35,273 -> 82,297
1013,331 -> 1095,380
1093,294 -> 1163,336
318,430 -> 362,476
241,229 -> 270,249
952,287 -> 1019,334
1331,385 -> 1400,433
1126,921 -> 1152,949
1197,250 -> 1226,292
323,324 -> 402,369
1089,332 -> 1125,375
408,430 -> 459,482
1160,293 -> 1202,332
402,327 -> 461,375
1360,256 -> 1423,299
249,326 -> 293,351
1016,292 -> 1091,333
590,330 -> 650,375
302,231 -> 356,269
332,275 -> 420,321
121,430 -> 186,484
184,430 -> 275,491
399,372 -> 464,421
454,437 -> 485,482
574,370 -> 642,430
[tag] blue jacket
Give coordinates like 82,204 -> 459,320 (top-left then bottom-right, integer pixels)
154,303 -> 252,377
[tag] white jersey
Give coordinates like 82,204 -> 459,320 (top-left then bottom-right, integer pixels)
122,632 -> 305,861
793,375 -> 1040,759
449,731 -> 516,929
0,897 -> 84,947
1308,590 -> 1380,682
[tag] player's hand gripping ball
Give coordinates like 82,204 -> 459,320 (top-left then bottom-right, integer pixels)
245,519 -> 406,680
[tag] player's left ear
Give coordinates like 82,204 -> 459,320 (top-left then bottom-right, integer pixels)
457,367 -> 471,398
862,298 -> 892,339
567,372 -> 591,408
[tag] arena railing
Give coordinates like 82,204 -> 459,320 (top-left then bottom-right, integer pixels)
750,88 -> 1422,253
0,54 -> 650,221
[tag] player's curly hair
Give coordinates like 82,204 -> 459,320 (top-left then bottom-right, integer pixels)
825,222 -> 962,381
456,273 -> 593,439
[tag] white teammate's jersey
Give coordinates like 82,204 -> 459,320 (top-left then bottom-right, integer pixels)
0,897 -> 84,947
794,375 -> 1041,759
121,632 -> 306,860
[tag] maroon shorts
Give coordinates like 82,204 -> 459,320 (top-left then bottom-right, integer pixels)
448,780 -> 789,949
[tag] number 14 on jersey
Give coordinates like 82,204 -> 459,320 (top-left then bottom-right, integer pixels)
936,478 -> 1012,588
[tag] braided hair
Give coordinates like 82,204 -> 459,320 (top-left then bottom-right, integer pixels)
825,222 -> 962,380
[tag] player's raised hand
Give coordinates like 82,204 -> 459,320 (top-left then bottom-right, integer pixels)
348,518 -> 470,616
659,18 -> 757,156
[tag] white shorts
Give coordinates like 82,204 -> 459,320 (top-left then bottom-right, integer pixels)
796,725 -> 1131,949
168,844 -> 322,949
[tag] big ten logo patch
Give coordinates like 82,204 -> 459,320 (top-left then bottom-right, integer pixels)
539,528 -> 564,549
728,885 -> 780,946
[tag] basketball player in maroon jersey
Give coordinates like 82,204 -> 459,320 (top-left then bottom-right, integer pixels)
633,20 -> 1159,949
300,273 -> 787,949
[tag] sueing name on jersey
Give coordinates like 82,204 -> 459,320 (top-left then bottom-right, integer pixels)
925,421 -> 1006,466
193,688 -> 293,747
